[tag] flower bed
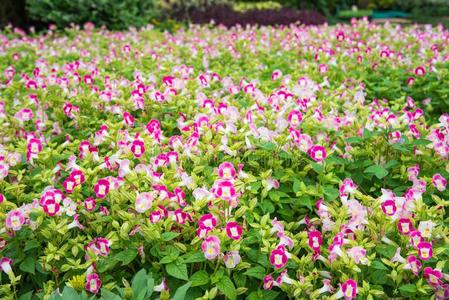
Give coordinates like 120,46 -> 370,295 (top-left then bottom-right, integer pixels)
1,19 -> 449,299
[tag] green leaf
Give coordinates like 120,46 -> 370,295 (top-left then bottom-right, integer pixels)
412,138 -> 431,146
311,162 -> 323,173
19,291 -> 33,300
391,142 -> 411,153
364,165 -> 389,179
258,141 -> 277,151
243,266 -> 265,280
132,269 -> 147,300
101,289 -> 121,300
384,160 -> 399,169
24,240 -> 39,252
371,260 -> 389,271
399,284 -> 417,297
297,196 -> 313,210
172,282 -> 191,300
345,137 -> 363,144
61,287 -> 81,300
190,270 -> 209,287
166,262 -> 188,281
247,290 -> 280,300
115,249 -> 138,265
323,186 -> 339,201
375,244 -> 397,258
19,257 -> 35,275
161,232 -> 180,241
182,251 -> 206,263
216,275 -> 236,300
293,179 -> 301,193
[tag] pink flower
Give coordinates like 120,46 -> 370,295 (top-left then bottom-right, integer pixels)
201,235 -> 221,260
174,209 -> 188,224
435,284 -> 449,300
95,237 -> 111,257
417,241 -> 433,261
407,165 -> 420,181
123,112 -> 135,126
409,230 -> 423,249
288,110 -> 303,127
404,255 -> 422,276
149,210 -> 163,223
308,230 -> 322,254
226,221 -> 243,240
270,245 -> 288,269
63,177 -> 77,193
224,251 -> 241,268
198,214 -> 217,230
381,200 -> 397,216
214,180 -> 237,201
218,162 -> 236,180
43,199 -> 60,216
271,70 -> 282,81
275,269 -> 294,286
309,145 -> 327,162
339,178 -> 357,201
263,274 -> 274,290
135,192 -> 153,213
0,193 -> 4,204
432,173 -> 447,192
94,179 -> 110,198
5,209 -> 25,231
174,187 -> 186,206
85,273 -> 101,294
317,279 -> 335,294
424,267 -> 443,287
271,217 -> 284,234
277,231 -> 294,250
154,277 -> 169,292
70,169 -> 85,185
0,257 -> 13,275
131,140 -> 145,158
340,279 -> 357,300
84,197 -> 96,211
27,138 -> 42,160
347,246 -> 368,265
397,218 -> 413,235
415,66 -> 426,76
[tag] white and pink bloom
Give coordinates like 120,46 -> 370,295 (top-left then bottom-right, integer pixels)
339,279 -> 357,300
94,179 -> 110,198
424,267 -> 443,287
0,257 -> 13,275
131,140 -> 145,158
432,173 -> 447,192
397,218 -> 413,235
347,246 -> 368,265
218,162 -> 236,180
308,230 -> 322,254
224,251 -> 241,268
201,235 -> 221,260
309,145 -> 327,162
417,241 -> 433,261
263,274 -> 274,290
135,192 -> 153,213
270,245 -> 288,269
5,209 -> 25,231
85,273 -> 101,294
226,221 -> 243,240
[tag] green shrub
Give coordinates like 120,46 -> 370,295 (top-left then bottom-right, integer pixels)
26,0 -> 161,30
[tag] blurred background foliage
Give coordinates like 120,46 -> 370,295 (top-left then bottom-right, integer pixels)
0,0 -> 448,31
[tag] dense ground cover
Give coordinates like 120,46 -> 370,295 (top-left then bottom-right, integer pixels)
1,19 -> 449,299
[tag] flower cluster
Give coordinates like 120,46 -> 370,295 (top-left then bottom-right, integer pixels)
1,19 -> 449,299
